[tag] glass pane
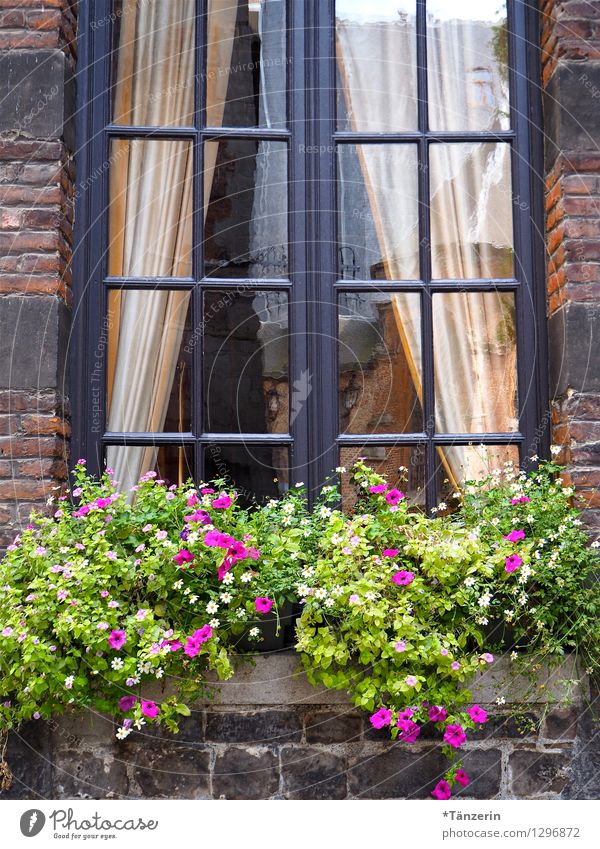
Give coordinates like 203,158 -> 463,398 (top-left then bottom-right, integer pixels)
433,292 -> 518,434
339,445 -> 425,511
203,290 -> 289,433
429,143 -> 514,279
339,292 -> 423,433
336,1 -> 417,132
206,0 -> 287,129
106,290 -> 192,433
337,144 -> 419,280
108,139 -> 193,277
427,1 -> 510,132
204,444 -> 289,504
112,0 -> 195,126
436,444 -> 520,506
105,444 -> 194,501
204,140 -> 288,278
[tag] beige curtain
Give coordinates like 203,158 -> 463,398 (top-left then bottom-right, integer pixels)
107,0 -> 237,493
336,5 -> 518,485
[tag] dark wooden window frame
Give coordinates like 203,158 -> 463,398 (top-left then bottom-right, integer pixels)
72,0 -> 548,509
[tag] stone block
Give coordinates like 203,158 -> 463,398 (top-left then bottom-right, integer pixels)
304,709 -> 363,743
212,747 -> 279,799
509,750 -> 571,797
281,746 -> 347,799
347,744 -> 447,799
52,747 -> 129,799
205,709 -> 302,744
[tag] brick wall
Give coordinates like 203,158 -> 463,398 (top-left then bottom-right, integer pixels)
542,0 -> 600,529
0,0 -> 75,547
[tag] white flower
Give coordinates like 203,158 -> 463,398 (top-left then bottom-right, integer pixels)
464,577 -> 476,587
335,466 -> 346,473
111,658 -> 124,670
189,594 -> 198,604
222,571 -> 235,585
183,587 -> 191,596
297,584 -> 311,597
240,571 -> 253,584
134,717 -> 146,730
282,502 -> 295,514
65,675 -> 75,689
236,608 -> 247,619
510,651 -> 518,661
331,534 -> 343,545
206,601 -> 219,614
478,592 -> 492,608
591,540 -> 600,549
324,597 -> 335,608
331,585 -> 343,597
314,587 -> 327,600
248,627 -> 260,639
518,592 -> 528,605
550,444 -> 561,456
173,580 -> 183,590
490,517 -> 500,526
496,696 -> 506,705
155,668 -> 164,679
300,518 -> 310,526
295,481 -> 305,487
475,616 -> 489,625
187,531 -> 199,544
526,515 -> 535,523
319,506 -> 332,518
302,565 -> 315,578
209,619 -> 220,628
437,502 -> 447,511
220,592 -> 233,604
365,591 -> 377,602
266,499 -> 278,509
116,727 -> 132,740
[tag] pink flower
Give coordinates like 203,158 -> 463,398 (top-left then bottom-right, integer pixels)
369,707 -> 392,729
405,675 -> 417,687
382,548 -> 399,557
140,700 -> 159,719
106,551 -> 117,561
349,594 -> 360,604
481,652 -> 494,664
217,557 -> 234,582
451,661 -> 461,671
369,484 -> 387,494
468,704 -> 488,724
173,549 -> 195,566
504,529 -> 525,543
396,718 -> 420,743
77,458 -> 86,465
142,523 -> 153,532
428,705 -> 447,722
119,696 -> 137,712
212,494 -> 233,509
193,625 -> 212,643
440,647 -> 449,656
57,590 -> 68,601
204,530 -> 234,548
201,487 -> 215,495
97,622 -> 109,630
443,723 -> 467,748
108,629 -> 126,650
385,488 -> 405,506
155,530 -> 168,541
100,590 -> 109,598
187,494 -> 199,507
505,554 -> 522,573
248,547 -> 261,560
75,542 -> 85,550
34,546 -> 46,556
391,570 -> 415,586
72,487 -> 83,497
255,597 -> 274,614
108,600 -> 119,608
431,779 -> 452,800
511,495 -> 531,505
394,640 -> 407,653
135,609 -> 147,621
454,769 -> 470,787
184,637 -> 200,658
1,627 -> 13,637
341,546 -> 353,555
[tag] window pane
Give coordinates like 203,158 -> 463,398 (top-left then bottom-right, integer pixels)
427,1 -> 509,132
204,140 -> 288,278
336,1 -> 417,132
429,143 -> 514,279
106,290 -> 192,433
105,444 -> 194,500
337,144 -> 419,280
203,290 -> 288,433
206,0 -> 287,129
436,444 -> 520,506
204,444 -> 289,504
433,292 -> 518,434
108,139 -> 193,277
112,0 -> 195,126
339,292 -> 423,433
339,445 -> 425,510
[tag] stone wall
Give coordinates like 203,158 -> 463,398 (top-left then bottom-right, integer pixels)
1,656 -> 598,800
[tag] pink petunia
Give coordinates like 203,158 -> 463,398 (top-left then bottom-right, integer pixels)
201,488 -> 215,495
440,647 -> 449,656
217,557 -> 234,582
382,548 -> 399,557
505,554 -> 523,573
454,769 -> 470,787
369,707 -> 392,729
431,779 -> 452,800
187,494 -> 199,507
428,705 -> 447,722
391,570 -> 415,586
255,597 -> 274,614
108,629 -> 126,650
394,640 -> 407,653
212,494 -> 233,509
503,529 -> 525,543
369,484 -> 387,494
396,718 -> 420,743
119,696 -> 137,712
443,723 -> 467,748
481,652 -> 494,664
140,700 -> 159,719
405,675 -> 417,687
451,661 -> 461,671
204,530 -> 234,549
385,489 -> 405,506
468,704 -> 488,724
173,549 -> 195,566
511,495 -> 531,505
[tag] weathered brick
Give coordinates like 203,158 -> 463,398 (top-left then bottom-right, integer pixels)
212,747 -> 279,800
52,747 -> 129,799
509,750 -> 571,797
126,743 -> 211,799
205,710 -> 302,744
304,710 -> 363,743
281,747 -> 348,800
347,744 -> 447,799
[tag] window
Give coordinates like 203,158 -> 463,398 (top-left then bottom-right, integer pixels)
72,0 -> 547,509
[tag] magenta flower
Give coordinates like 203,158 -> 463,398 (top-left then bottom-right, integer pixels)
108,629 -> 126,650
184,637 -> 200,658
443,723 -> 467,748
397,707 -> 414,720
248,547 -> 261,560
204,530 -> 235,548
184,509 -> 211,524
140,700 -> 159,719
468,704 -> 488,724
187,494 -> 199,507
212,494 -> 233,509
369,484 -> 387,494
428,705 -> 448,722
431,779 -> 452,800
385,488 -> 405,506
95,497 -> 112,509
505,553 -> 523,573
193,625 -> 213,643
396,718 -> 420,743
382,548 -> 399,557
391,570 -> 415,586
511,495 -> 531,505
217,557 -> 234,582
255,597 -> 274,614
100,590 -> 109,598
369,707 -> 392,729
228,540 -> 249,561
201,487 -> 215,495
119,696 -> 137,712
454,769 -> 470,787
173,549 -> 195,566
504,529 -> 525,543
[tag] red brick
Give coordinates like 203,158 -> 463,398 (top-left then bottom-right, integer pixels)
0,415 -> 18,436
0,30 -> 59,49
563,175 -> 599,195
0,274 -> 68,296
563,197 -> 600,216
0,185 -> 62,205
18,458 -> 68,480
561,1 -> 600,17
0,392 -> 61,414
0,436 -> 66,458
554,20 -> 593,39
0,480 -> 52,500
0,140 -> 63,161
566,394 -> 600,420
563,262 -> 600,282
0,0 -> 63,7
21,415 -> 70,438
564,219 -> 600,238
0,231 -> 61,251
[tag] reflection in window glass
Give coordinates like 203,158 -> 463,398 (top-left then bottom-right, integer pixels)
108,139 -> 193,277
436,443 -> 520,506
106,289 -> 192,434
204,140 -> 288,278
336,0 -> 417,132
429,143 -> 514,279
433,292 -> 518,435
337,144 -> 419,280
105,444 -> 194,502
206,0 -> 287,129
112,0 -> 195,127
427,0 -> 509,132
204,444 -> 289,504
339,292 -> 422,434
339,445 -> 425,510
204,290 -> 289,433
